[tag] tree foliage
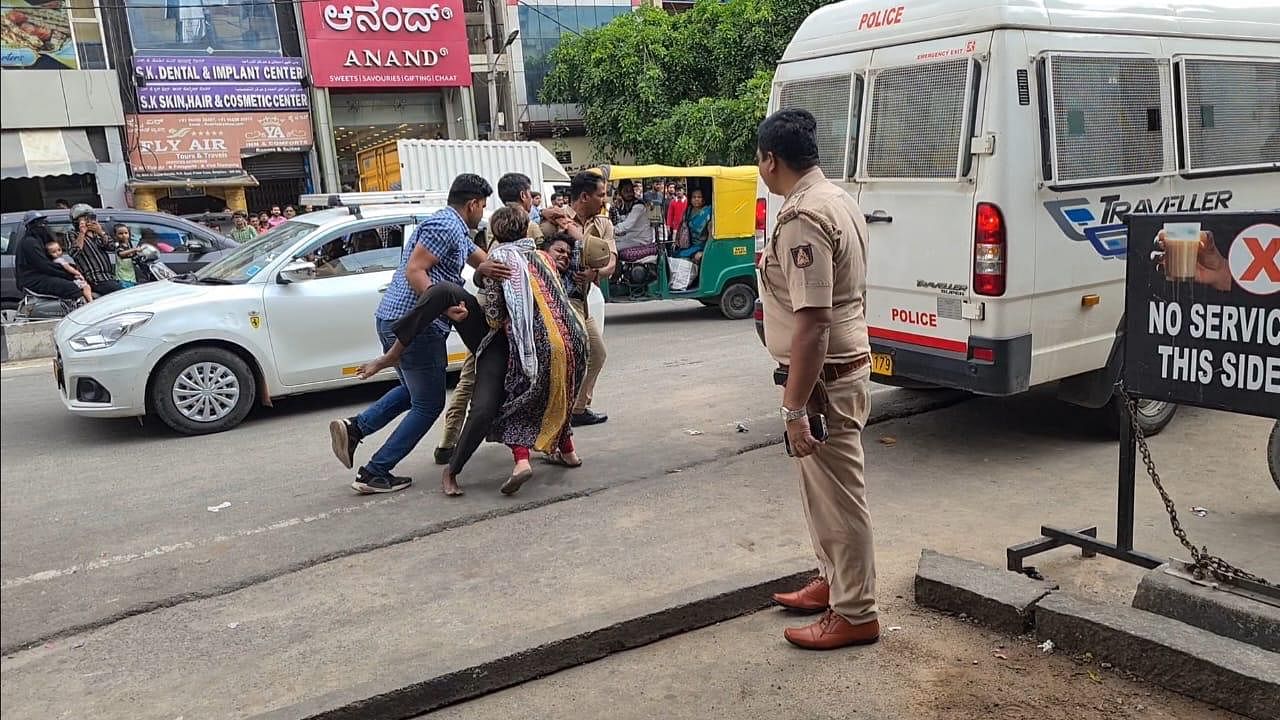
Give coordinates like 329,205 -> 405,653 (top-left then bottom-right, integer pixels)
541,0 -> 834,166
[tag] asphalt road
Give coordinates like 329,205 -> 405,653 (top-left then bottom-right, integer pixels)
0,300 -> 957,652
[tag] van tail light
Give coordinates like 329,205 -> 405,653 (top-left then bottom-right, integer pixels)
755,197 -> 767,265
974,202 -> 1006,297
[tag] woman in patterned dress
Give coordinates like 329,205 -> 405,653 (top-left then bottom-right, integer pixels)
359,209 -> 588,496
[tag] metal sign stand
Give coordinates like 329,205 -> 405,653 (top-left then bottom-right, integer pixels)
1007,402 -> 1163,574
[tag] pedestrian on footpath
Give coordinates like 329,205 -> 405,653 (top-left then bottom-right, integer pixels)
540,171 -> 616,426
328,173 -> 511,495
435,172 -> 546,465
756,109 -> 879,650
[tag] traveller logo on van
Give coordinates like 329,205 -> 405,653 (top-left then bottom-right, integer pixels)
1044,190 -> 1233,259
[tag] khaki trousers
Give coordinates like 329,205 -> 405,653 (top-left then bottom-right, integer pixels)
439,352 -> 476,448
796,368 -> 877,624
570,299 -> 606,412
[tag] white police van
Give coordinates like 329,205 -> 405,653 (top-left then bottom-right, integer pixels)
765,0 -> 1279,433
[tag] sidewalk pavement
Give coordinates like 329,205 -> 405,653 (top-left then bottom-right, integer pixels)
428,601 -> 1244,720
2,393 -> 1274,719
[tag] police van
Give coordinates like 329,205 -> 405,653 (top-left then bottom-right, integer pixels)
762,0 -> 1280,433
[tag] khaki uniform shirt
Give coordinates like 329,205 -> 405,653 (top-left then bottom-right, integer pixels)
758,167 -> 870,365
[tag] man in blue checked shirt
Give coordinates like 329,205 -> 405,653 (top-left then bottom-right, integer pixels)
328,174 -> 512,495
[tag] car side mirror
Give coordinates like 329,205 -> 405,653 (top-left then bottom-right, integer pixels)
278,259 -> 316,284
185,237 -> 209,254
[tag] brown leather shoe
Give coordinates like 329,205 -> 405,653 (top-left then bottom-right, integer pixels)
784,612 -> 880,650
772,576 -> 829,613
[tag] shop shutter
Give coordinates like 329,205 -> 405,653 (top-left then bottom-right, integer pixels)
242,152 -> 307,181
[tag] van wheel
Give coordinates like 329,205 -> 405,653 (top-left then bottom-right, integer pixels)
719,283 -> 756,320
1106,395 -> 1178,437
150,347 -> 256,435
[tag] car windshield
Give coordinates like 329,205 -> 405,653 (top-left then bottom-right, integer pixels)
193,221 -> 317,284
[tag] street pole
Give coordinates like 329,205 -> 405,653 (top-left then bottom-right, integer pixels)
294,4 -> 340,192
483,0 -> 501,138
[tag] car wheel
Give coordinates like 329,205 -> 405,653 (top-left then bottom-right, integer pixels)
150,347 -> 255,435
0,300 -> 17,324
1106,395 -> 1178,437
719,282 -> 757,320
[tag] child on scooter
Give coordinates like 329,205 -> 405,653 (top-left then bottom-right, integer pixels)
45,239 -> 93,304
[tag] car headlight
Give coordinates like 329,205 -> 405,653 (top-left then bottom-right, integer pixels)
68,312 -> 154,351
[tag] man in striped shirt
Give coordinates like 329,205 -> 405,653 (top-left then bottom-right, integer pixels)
68,205 -> 123,296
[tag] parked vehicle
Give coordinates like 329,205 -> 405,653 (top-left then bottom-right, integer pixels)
766,0 -> 1280,434
51,193 -> 606,435
181,211 -> 237,236
394,138 -> 571,206
1,209 -> 238,323
598,164 -> 760,320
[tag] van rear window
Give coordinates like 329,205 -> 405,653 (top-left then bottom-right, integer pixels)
865,58 -> 972,179
779,75 -> 856,179
1181,59 -> 1280,173
1045,55 -> 1166,184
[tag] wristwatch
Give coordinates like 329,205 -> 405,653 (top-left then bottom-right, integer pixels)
780,406 -> 807,423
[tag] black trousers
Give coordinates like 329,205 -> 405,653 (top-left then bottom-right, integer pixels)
391,283 -> 510,476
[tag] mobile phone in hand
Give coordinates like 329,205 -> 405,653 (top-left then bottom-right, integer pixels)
783,413 -> 829,457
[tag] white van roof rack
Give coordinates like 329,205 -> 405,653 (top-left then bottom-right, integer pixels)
299,191 -> 449,217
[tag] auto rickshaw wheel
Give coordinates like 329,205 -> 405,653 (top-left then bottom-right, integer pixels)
719,282 -> 757,320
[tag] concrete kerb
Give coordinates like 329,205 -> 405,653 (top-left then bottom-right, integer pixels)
255,564 -> 816,720
1036,592 -> 1280,720
0,320 -> 57,363
914,549 -> 1055,634
914,549 -> 1280,720
1133,564 -> 1280,653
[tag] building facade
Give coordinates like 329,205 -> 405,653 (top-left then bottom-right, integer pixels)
98,0 -> 316,214
1,0 -> 127,212
300,0 -> 477,193
504,0 -> 647,170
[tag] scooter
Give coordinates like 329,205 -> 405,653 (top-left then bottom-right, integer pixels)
15,290 -> 82,321
14,245 -> 180,322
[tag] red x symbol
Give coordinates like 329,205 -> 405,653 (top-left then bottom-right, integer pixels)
1241,236 -> 1280,282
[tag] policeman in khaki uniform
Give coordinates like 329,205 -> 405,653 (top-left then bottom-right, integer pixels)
539,170 -> 616,426
756,109 -> 879,650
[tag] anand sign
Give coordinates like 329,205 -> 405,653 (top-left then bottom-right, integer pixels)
300,0 -> 470,88
1125,212 -> 1280,420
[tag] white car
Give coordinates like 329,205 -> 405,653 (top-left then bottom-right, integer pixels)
51,204 -> 605,435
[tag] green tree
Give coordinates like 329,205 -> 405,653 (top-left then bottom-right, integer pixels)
541,0 -> 834,166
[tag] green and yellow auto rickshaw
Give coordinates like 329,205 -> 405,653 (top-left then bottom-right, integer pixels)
593,164 -> 759,319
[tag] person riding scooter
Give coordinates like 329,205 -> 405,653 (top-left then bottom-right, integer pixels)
13,211 -> 85,303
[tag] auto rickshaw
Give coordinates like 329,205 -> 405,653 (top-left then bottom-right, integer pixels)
592,164 -> 759,320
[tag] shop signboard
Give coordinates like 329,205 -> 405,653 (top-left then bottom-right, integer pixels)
1,0 -> 77,69
126,113 -> 314,180
133,55 -> 309,113
1124,212 -> 1280,419
134,55 -> 306,83
137,83 -> 309,113
300,0 -> 471,88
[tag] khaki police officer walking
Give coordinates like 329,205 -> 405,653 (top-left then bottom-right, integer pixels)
756,109 -> 879,650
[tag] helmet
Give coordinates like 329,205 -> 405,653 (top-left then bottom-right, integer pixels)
21,210 -> 47,225
69,203 -> 94,221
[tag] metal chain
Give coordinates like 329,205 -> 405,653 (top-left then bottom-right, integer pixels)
1120,387 -> 1273,587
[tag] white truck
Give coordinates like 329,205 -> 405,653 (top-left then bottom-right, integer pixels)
766,0 -> 1280,433
396,139 -> 571,209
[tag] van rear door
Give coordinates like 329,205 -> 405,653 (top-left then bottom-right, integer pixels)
764,52 -> 870,337
855,34 -> 991,387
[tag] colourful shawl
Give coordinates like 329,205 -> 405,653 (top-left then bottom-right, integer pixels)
482,245 -> 589,452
